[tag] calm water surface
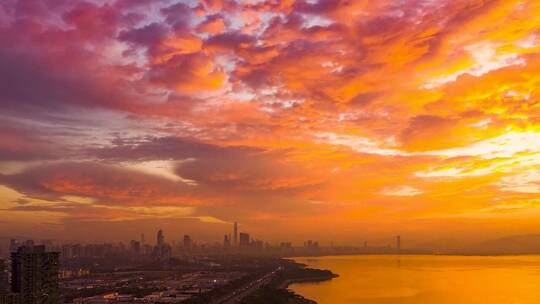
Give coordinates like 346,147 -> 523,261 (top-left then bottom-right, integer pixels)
290,255 -> 540,304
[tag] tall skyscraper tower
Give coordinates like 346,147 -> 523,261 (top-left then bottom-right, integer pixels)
11,246 -> 59,304
233,222 -> 238,247
396,235 -> 401,252
157,229 -> 164,248
183,235 -> 192,251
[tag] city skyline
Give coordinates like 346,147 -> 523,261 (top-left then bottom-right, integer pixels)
4,223 -> 540,256
0,225 -> 413,260
1,222 -> 410,252
1,0 -> 540,248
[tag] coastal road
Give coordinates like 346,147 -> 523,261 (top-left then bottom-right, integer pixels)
213,268 -> 280,304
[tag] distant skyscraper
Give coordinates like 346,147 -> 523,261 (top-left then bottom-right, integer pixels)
396,235 -> 401,251
11,245 -> 59,304
223,235 -> 231,249
239,232 -> 250,248
233,222 -> 238,247
157,229 -> 164,248
183,235 -> 192,250
141,233 -> 145,246
130,240 -> 141,256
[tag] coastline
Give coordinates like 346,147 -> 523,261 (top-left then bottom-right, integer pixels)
280,272 -> 339,288
240,259 -> 338,304
280,274 -> 338,304
282,260 -> 338,304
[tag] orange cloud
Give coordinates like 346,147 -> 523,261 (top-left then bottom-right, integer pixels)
1,0 -> 540,243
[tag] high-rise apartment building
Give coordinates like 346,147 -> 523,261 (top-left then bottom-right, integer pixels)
11,246 -> 60,304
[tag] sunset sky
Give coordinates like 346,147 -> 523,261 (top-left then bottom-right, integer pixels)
1,0 -> 540,246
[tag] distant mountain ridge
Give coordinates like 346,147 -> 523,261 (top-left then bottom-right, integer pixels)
411,235 -> 540,255
478,234 -> 540,254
